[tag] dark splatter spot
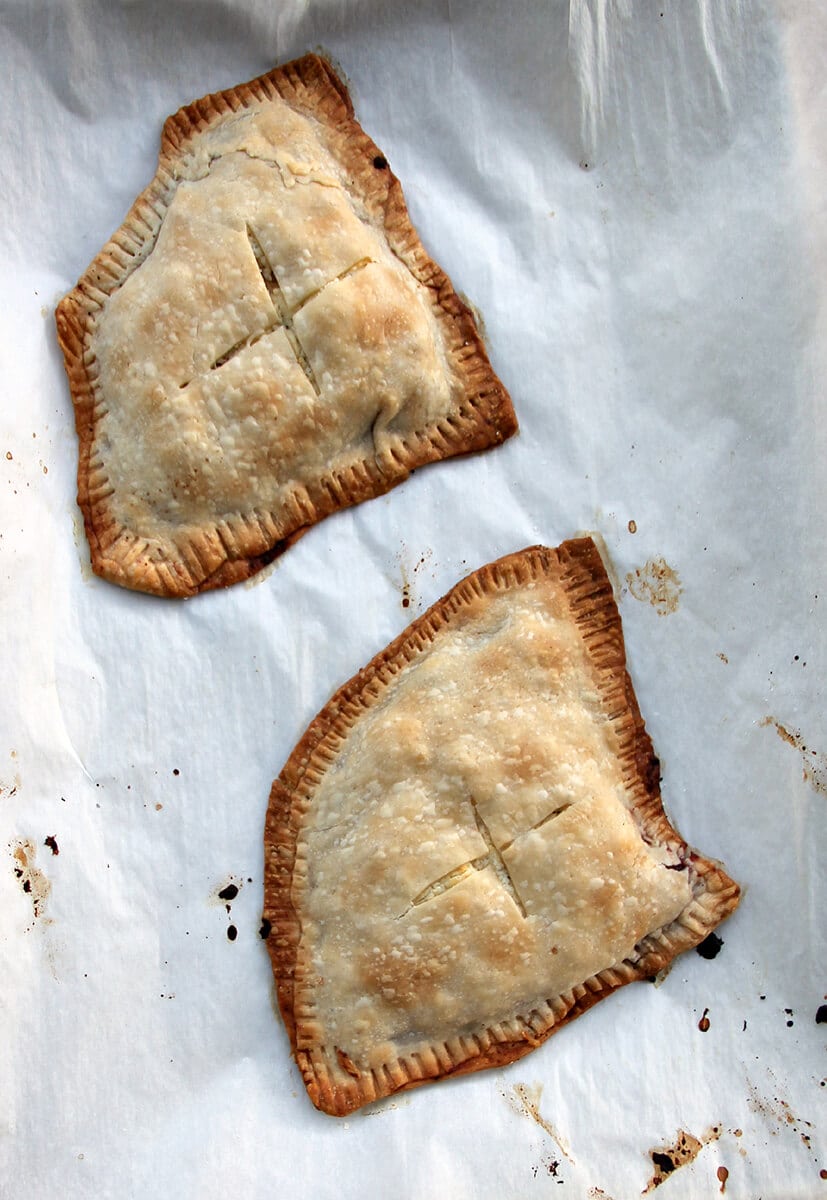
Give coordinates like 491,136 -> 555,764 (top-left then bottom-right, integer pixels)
820,1168 -> 827,1180
698,1008 -> 711,1033
372,155 -> 387,170
815,1005 -> 827,1024
44,835 -> 59,855
259,918 -> 272,940
227,924 -> 237,942
696,933 -> 723,960
645,1130 -> 705,1192
761,717 -> 827,794
717,1165 -> 729,1193
652,1152 -> 675,1176
218,883 -> 239,902
23,879 -> 31,894
172,768 -> 180,776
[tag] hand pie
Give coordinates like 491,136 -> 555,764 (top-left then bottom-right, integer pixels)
55,55 -> 516,597
263,538 -> 740,1116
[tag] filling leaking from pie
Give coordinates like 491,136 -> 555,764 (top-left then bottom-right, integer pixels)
263,538 -> 740,1116
55,55 -> 516,597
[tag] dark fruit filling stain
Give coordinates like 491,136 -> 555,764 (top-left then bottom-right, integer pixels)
651,1152 -> 675,1176
696,932 -> 723,960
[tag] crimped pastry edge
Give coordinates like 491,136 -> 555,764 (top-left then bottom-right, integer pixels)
55,53 -> 517,597
263,537 -> 740,1116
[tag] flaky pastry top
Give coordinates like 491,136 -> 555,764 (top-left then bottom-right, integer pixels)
265,540 -> 740,1115
56,56 -> 515,595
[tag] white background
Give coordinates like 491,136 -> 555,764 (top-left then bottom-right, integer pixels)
0,1 -> 824,1196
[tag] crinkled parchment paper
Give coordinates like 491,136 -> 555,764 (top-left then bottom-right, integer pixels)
0,1 -> 824,1196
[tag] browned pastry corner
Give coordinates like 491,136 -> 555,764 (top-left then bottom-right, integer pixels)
56,54 -> 516,597
263,537 -> 740,1116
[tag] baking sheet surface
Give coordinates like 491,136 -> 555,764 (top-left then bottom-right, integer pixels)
0,2 -> 824,1197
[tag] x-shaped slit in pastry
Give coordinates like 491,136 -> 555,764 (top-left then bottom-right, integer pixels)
408,798 -> 525,916
406,798 -> 574,920
207,229 -> 373,395
240,226 -> 321,396
179,228 -> 373,396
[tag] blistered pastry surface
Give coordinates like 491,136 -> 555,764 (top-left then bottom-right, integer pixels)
265,540 -> 740,1115
93,112 -> 455,541
56,55 -> 516,595
297,584 -> 691,1064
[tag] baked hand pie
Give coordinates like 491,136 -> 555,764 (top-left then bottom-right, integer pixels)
55,55 -> 516,597
263,538 -> 740,1116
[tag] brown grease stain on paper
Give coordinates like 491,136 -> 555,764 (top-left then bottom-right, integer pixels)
626,557 -> 682,616
761,718 -> 827,795
747,1077 -> 814,1150
643,1126 -> 721,1192
11,838 -> 51,921
396,545 -> 434,612
211,876 -> 246,941
504,1082 -> 573,1162
1,750 -> 21,797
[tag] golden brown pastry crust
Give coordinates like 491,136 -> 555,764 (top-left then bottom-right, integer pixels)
263,538 -> 740,1116
55,54 -> 516,597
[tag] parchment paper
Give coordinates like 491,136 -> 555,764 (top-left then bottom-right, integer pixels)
0,2 -> 824,1197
